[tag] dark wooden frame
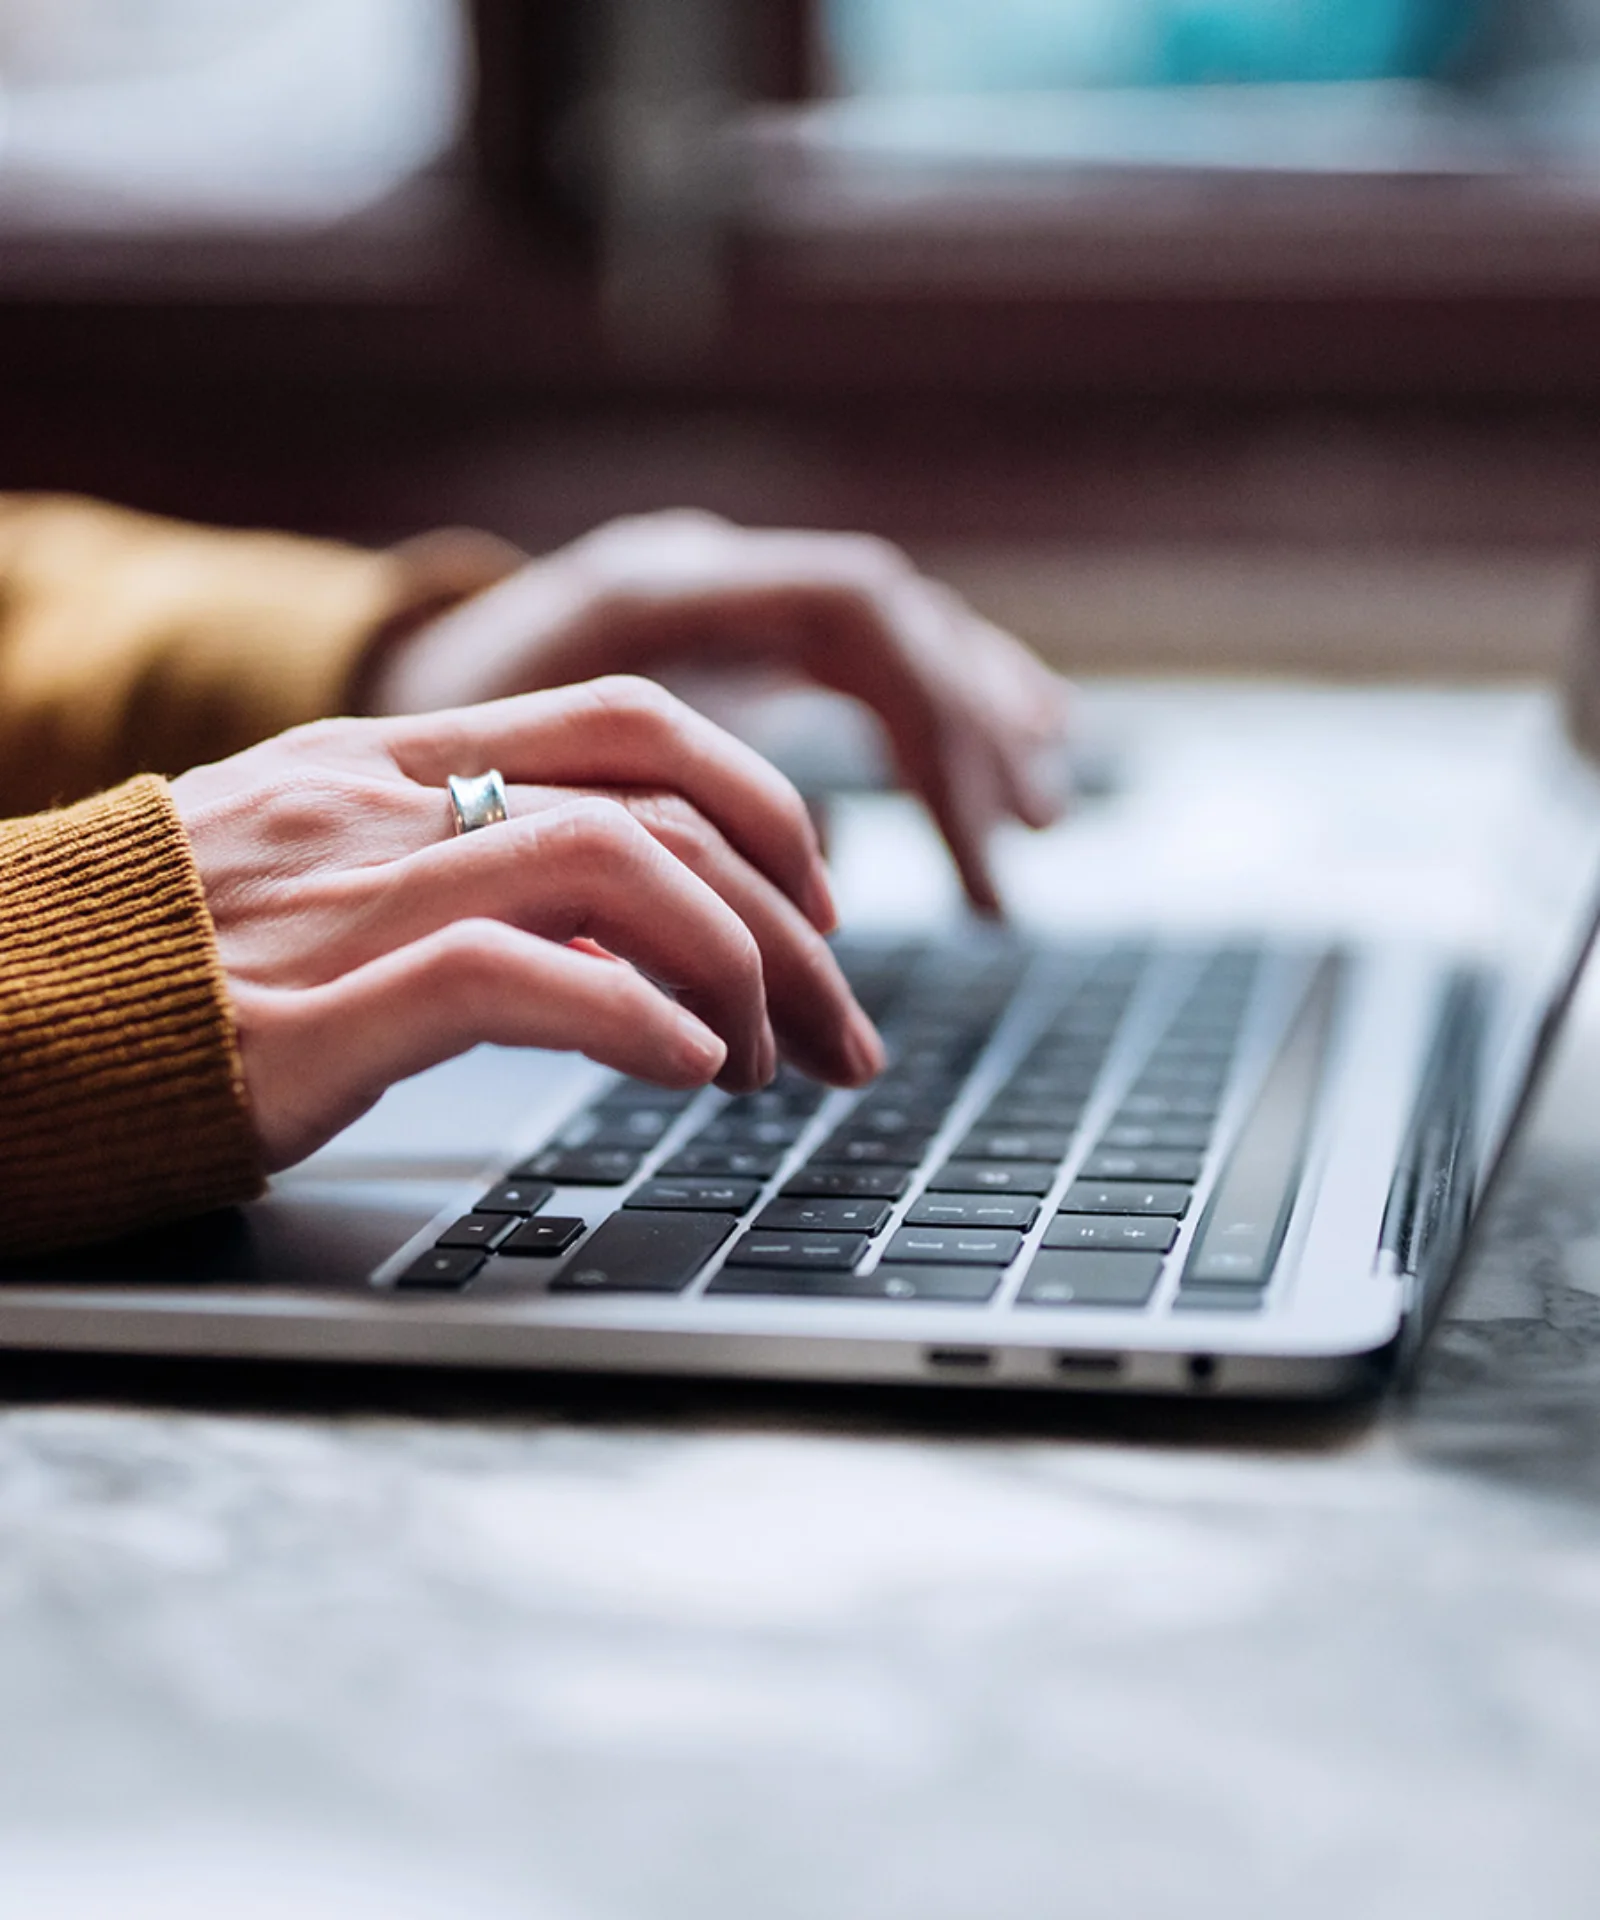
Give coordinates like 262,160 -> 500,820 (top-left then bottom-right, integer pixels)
2,0 -> 1600,566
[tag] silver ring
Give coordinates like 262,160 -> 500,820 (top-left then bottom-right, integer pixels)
446,769 -> 509,836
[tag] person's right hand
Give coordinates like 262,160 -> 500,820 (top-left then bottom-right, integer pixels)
168,676 -> 885,1172
367,512 -> 1073,915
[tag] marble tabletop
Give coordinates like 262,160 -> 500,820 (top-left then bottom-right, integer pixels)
9,683 -> 1600,1920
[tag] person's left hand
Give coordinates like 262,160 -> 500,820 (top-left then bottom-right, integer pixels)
365,512 -> 1073,915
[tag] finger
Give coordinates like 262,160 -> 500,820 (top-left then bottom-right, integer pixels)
822,666 -> 1007,916
769,578 -> 1041,909
876,587 -> 1072,834
1000,732 -> 1073,833
493,783 -> 880,1082
623,791 -> 884,1085
917,727 -> 1008,919
958,609 -> 1075,829
293,798 -> 782,1091
237,926 -> 726,1171
383,676 -> 838,934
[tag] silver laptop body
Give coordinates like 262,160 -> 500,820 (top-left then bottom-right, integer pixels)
3,685 -> 1597,1399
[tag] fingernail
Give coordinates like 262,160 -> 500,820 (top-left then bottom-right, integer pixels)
1023,742 -> 1072,824
678,1021 -> 727,1081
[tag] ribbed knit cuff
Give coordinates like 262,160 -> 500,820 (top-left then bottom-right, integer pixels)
0,775 -> 264,1255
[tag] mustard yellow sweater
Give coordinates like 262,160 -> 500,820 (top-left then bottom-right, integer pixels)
0,494 -> 518,1255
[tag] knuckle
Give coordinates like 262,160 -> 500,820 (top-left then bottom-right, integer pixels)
837,531 -> 912,584
922,580 -> 974,631
551,794 -> 645,860
764,772 -> 815,846
648,506 -> 728,536
586,674 -> 690,743
594,507 -> 725,542
589,672 -> 672,717
280,715 -> 359,757
608,965 -> 665,1026
429,919 -> 518,995
724,915 -> 763,987
525,798 -> 664,890
631,789 -> 709,849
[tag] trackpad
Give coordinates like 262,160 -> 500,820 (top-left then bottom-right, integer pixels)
0,1181 -> 459,1290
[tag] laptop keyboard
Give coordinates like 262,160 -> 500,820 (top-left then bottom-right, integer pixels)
392,939 -> 1320,1316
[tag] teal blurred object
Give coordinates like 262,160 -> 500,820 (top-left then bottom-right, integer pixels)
827,0 -> 1484,92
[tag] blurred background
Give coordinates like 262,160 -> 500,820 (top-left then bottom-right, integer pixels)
6,0 -> 1600,676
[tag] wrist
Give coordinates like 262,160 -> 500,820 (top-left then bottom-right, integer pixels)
354,528 -> 529,717
0,777 -> 263,1253
361,549 -> 605,717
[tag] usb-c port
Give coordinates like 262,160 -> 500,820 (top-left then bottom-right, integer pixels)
925,1346 -> 993,1373
1055,1352 -> 1122,1377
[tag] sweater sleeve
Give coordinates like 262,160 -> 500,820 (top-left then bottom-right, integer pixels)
0,775 -> 263,1256
0,494 -> 523,816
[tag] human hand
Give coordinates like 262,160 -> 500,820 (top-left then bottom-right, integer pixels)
368,512 -> 1073,915
170,676 -> 884,1171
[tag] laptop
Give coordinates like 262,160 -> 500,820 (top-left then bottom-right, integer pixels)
5,681 -> 1599,1399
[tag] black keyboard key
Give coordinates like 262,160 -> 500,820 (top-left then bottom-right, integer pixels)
877,1048 -> 967,1077
884,1226 -> 1023,1266
1168,1031 -> 1242,1055
1059,1182 -> 1192,1217
1135,1063 -> 1228,1091
1080,1150 -> 1203,1183
871,1073 -> 964,1106
396,1248 -> 484,1290
550,1211 -> 733,1293
1131,1085 -> 1226,1113
978,1101 -> 1084,1130
928,1160 -> 1058,1196
474,1181 -> 554,1216
1040,1024 -> 1119,1048
436,1213 -> 518,1251
1154,1036 -> 1236,1060
719,1080 -> 828,1120
694,1114 -> 809,1149
838,1100 -> 929,1136
1166,1005 -> 1244,1028
979,1083 -> 1082,1114
513,1147 -> 643,1185
708,1265 -> 1001,1302
957,1129 -> 1073,1163
661,1145 -> 786,1179
1016,1043 -> 1107,1068
1018,1250 -> 1164,1308
1116,1094 -> 1217,1121
1043,1214 -> 1178,1253
782,1165 -> 911,1200
595,1080 -> 699,1112
1002,1073 -> 1098,1102
500,1216 -> 588,1256
906,1193 -> 1039,1230
724,1232 -> 869,1271
1098,1121 -> 1212,1152
626,1177 -> 760,1213
1147,1062 -> 1229,1088
817,1133 -> 933,1167
1172,1286 -> 1267,1313
755,1197 -> 894,1235
1180,959 -> 1334,1290
557,1109 -> 678,1148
